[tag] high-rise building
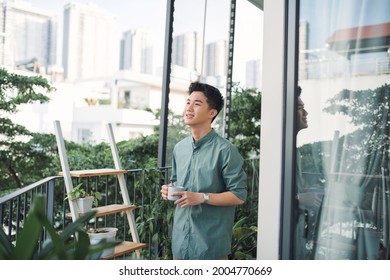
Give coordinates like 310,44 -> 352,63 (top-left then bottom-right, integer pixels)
0,0 -> 57,72
246,59 -> 262,90
119,28 -> 153,74
204,40 -> 227,78
298,19 -> 309,80
62,2 -> 118,81
172,32 -> 202,73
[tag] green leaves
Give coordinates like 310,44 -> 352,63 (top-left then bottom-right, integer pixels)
0,68 -> 53,190
0,195 -> 117,260
229,84 -> 261,159
64,183 -> 102,206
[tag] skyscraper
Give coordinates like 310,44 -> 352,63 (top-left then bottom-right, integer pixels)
171,32 -> 202,73
119,28 -> 153,74
62,2 -> 118,81
0,0 -> 57,72
204,40 -> 227,78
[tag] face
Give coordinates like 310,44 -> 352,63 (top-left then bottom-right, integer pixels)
184,91 -> 217,127
297,96 -> 308,133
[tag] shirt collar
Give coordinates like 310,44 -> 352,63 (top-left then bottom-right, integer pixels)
192,129 -> 217,149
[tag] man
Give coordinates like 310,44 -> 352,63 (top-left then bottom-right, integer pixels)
160,82 -> 247,260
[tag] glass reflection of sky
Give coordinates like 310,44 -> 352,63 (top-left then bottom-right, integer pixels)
300,0 -> 390,49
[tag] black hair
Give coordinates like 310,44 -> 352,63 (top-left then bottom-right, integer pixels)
188,82 -> 224,122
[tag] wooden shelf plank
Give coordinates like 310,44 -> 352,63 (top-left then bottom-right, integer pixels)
59,168 -> 127,177
94,204 -> 137,217
67,204 -> 137,217
101,241 -> 147,260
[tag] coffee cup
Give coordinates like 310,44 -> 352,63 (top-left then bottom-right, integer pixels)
168,186 -> 185,201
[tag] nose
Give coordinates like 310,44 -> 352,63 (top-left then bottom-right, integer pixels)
186,102 -> 194,111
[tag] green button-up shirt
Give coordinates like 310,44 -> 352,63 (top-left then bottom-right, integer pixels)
170,129 -> 247,260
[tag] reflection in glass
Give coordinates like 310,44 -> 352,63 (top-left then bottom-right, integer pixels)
295,0 -> 390,259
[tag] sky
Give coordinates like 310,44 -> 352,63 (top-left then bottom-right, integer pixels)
21,0 -> 264,84
300,0 -> 390,49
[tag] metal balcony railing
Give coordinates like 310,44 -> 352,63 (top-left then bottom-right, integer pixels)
0,158 -> 260,259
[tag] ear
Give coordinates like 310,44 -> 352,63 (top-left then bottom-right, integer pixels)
209,109 -> 217,118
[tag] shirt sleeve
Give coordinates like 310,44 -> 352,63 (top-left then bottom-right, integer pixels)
222,145 -> 248,201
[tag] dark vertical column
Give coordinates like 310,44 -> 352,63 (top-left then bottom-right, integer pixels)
158,0 -> 175,168
281,0 -> 300,259
224,0 -> 236,139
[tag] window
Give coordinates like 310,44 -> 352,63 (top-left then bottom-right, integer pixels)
295,0 -> 390,260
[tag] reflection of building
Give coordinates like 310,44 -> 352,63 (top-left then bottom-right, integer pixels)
0,0 -> 57,72
300,22 -> 390,80
246,59 -> 262,90
120,28 -> 153,74
299,19 -> 309,79
326,22 -> 390,59
62,2 -> 117,81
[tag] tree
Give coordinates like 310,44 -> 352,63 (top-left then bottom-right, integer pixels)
0,68 -> 54,190
229,84 -> 261,159
323,83 -> 390,176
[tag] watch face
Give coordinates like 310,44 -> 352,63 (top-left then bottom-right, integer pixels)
203,193 -> 209,203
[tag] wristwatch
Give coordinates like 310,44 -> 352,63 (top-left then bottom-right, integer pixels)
203,193 -> 209,204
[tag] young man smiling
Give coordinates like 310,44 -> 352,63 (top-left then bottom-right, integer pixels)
160,82 -> 247,260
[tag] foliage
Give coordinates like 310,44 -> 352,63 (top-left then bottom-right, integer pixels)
229,84 -> 261,159
64,183 -> 102,206
322,83 -> 390,175
117,134 -> 160,169
1,80 -> 260,260
131,159 -> 175,260
0,68 -> 54,190
231,217 -> 257,260
0,195 -> 118,259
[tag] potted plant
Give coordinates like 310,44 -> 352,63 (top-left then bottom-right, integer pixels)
64,183 -> 102,213
87,227 -> 118,258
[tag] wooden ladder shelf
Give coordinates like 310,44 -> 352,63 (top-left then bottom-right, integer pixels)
54,121 -> 146,259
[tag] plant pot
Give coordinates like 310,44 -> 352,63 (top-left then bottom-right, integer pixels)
76,197 -> 93,213
88,227 -> 118,258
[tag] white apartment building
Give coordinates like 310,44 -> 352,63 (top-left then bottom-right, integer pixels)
120,28 -> 153,75
171,32 -> 202,75
0,0 -> 57,72
204,40 -> 227,78
62,2 -> 118,82
10,69 -> 188,144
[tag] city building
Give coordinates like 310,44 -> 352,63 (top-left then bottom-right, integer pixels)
9,70 -> 188,144
0,0 -> 57,72
204,40 -> 227,78
119,28 -> 153,75
171,31 -> 202,75
62,2 -> 118,81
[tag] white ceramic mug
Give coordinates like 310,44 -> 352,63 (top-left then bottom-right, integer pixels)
168,186 -> 185,201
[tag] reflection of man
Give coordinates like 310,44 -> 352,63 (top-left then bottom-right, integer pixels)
295,86 -> 323,259
297,86 -> 308,133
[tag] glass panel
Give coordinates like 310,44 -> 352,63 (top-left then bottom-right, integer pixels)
166,0 -> 263,164
295,0 -> 390,259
